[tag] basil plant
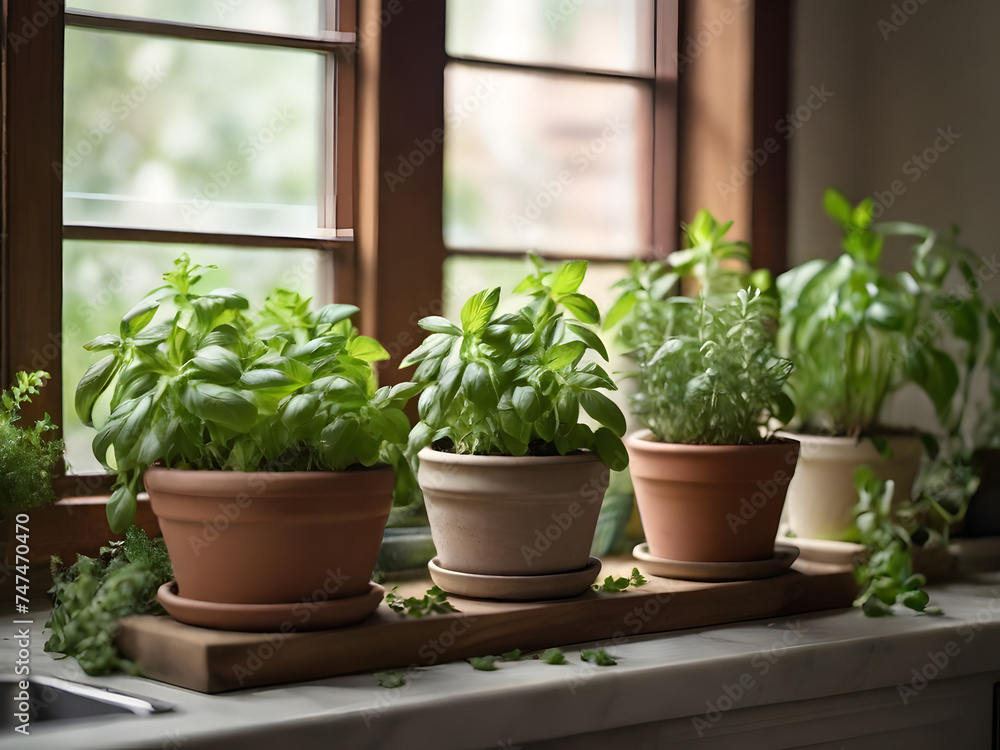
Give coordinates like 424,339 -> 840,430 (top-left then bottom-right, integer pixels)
76,254 -> 421,532
401,259 -> 628,471
777,188 -> 987,440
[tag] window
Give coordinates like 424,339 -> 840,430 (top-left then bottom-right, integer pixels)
4,0 -> 358,490
439,0 -> 677,325
3,0 -> 788,502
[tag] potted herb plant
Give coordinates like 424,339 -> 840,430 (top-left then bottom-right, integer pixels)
75,255 -> 419,627
611,212 -> 798,565
1,371 -> 64,575
401,259 -> 628,599
1,371 -> 64,516
776,188 -> 986,540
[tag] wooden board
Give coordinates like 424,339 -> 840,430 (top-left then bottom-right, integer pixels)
117,558 -> 857,694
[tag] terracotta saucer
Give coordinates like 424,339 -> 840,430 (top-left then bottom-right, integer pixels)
427,557 -> 601,601
157,581 -> 385,632
632,543 -> 800,582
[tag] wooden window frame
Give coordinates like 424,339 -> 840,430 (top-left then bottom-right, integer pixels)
1,0 -> 793,498
2,0 -> 360,496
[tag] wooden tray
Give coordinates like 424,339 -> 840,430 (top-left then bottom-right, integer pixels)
117,557 -> 857,693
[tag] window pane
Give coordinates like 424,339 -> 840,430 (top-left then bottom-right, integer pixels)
68,0 -> 324,36
63,29 -> 323,236
443,64 -> 652,259
62,242 -> 324,473
446,0 -> 654,77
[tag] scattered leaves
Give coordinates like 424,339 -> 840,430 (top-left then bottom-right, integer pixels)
467,656 -> 498,671
592,567 -> 648,593
580,649 -> 618,666
540,648 -> 566,665
375,670 -> 407,689
385,585 -> 458,618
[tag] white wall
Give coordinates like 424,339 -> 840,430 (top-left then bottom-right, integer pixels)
788,0 -> 1000,432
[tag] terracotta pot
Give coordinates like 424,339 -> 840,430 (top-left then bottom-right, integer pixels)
145,467 -> 394,604
417,448 -> 609,576
778,433 -> 923,541
625,430 -> 800,563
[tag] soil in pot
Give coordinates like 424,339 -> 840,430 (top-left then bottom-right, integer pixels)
417,448 -> 609,577
145,466 -> 394,605
778,432 -> 923,541
626,430 -> 800,563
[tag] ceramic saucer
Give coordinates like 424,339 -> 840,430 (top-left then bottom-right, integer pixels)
784,536 -> 867,566
427,557 -> 602,601
632,543 -> 800,582
157,581 -> 385,632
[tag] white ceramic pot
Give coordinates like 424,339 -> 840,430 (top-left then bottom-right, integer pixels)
417,448 -> 609,576
779,432 -> 923,540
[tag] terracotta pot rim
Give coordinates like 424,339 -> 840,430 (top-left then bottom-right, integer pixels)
625,429 -> 799,453
145,465 -> 393,479
417,447 -> 601,467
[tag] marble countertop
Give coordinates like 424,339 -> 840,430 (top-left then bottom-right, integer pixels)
4,574 -> 1000,750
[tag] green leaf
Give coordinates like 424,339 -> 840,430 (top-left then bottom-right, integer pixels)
314,303 -> 359,327
603,290 -> 637,330
83,334 -> 123,352
181,383 -> 258,432
281,393 -> 320,431
500,649 -> 523,661
592,427 -> 628,471
374,670 -> 407,689
541,648 -> 566,665
467,656 -> 498,671
772,391 -> 795,427
900,589 -> 929,611
823,187 -> 852,224
462,362 -> 496,406
593,574 -> 630,593
630,567 -> 648,587
120,298 -> 159,338
544,341 -> 586,370
191,345 -> 243,383
75,355 -> 121,427
555,389 -> 579,430
565,323 -> 609,361
512,386 -> 542,423
560,293 -> 600,325
580,648 -> 617,666
107,484 -> 137,534
861,596 -> 893,617
550,260 -> 588,295
460,288 -> 501,335
321,417 -> 361,465
419,316 -> 463,335
852,198 -> 874,229
579,391 -> 626,437
348,336 -> 390,363
922,347 -> 960,420
240,369 -> 295,391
